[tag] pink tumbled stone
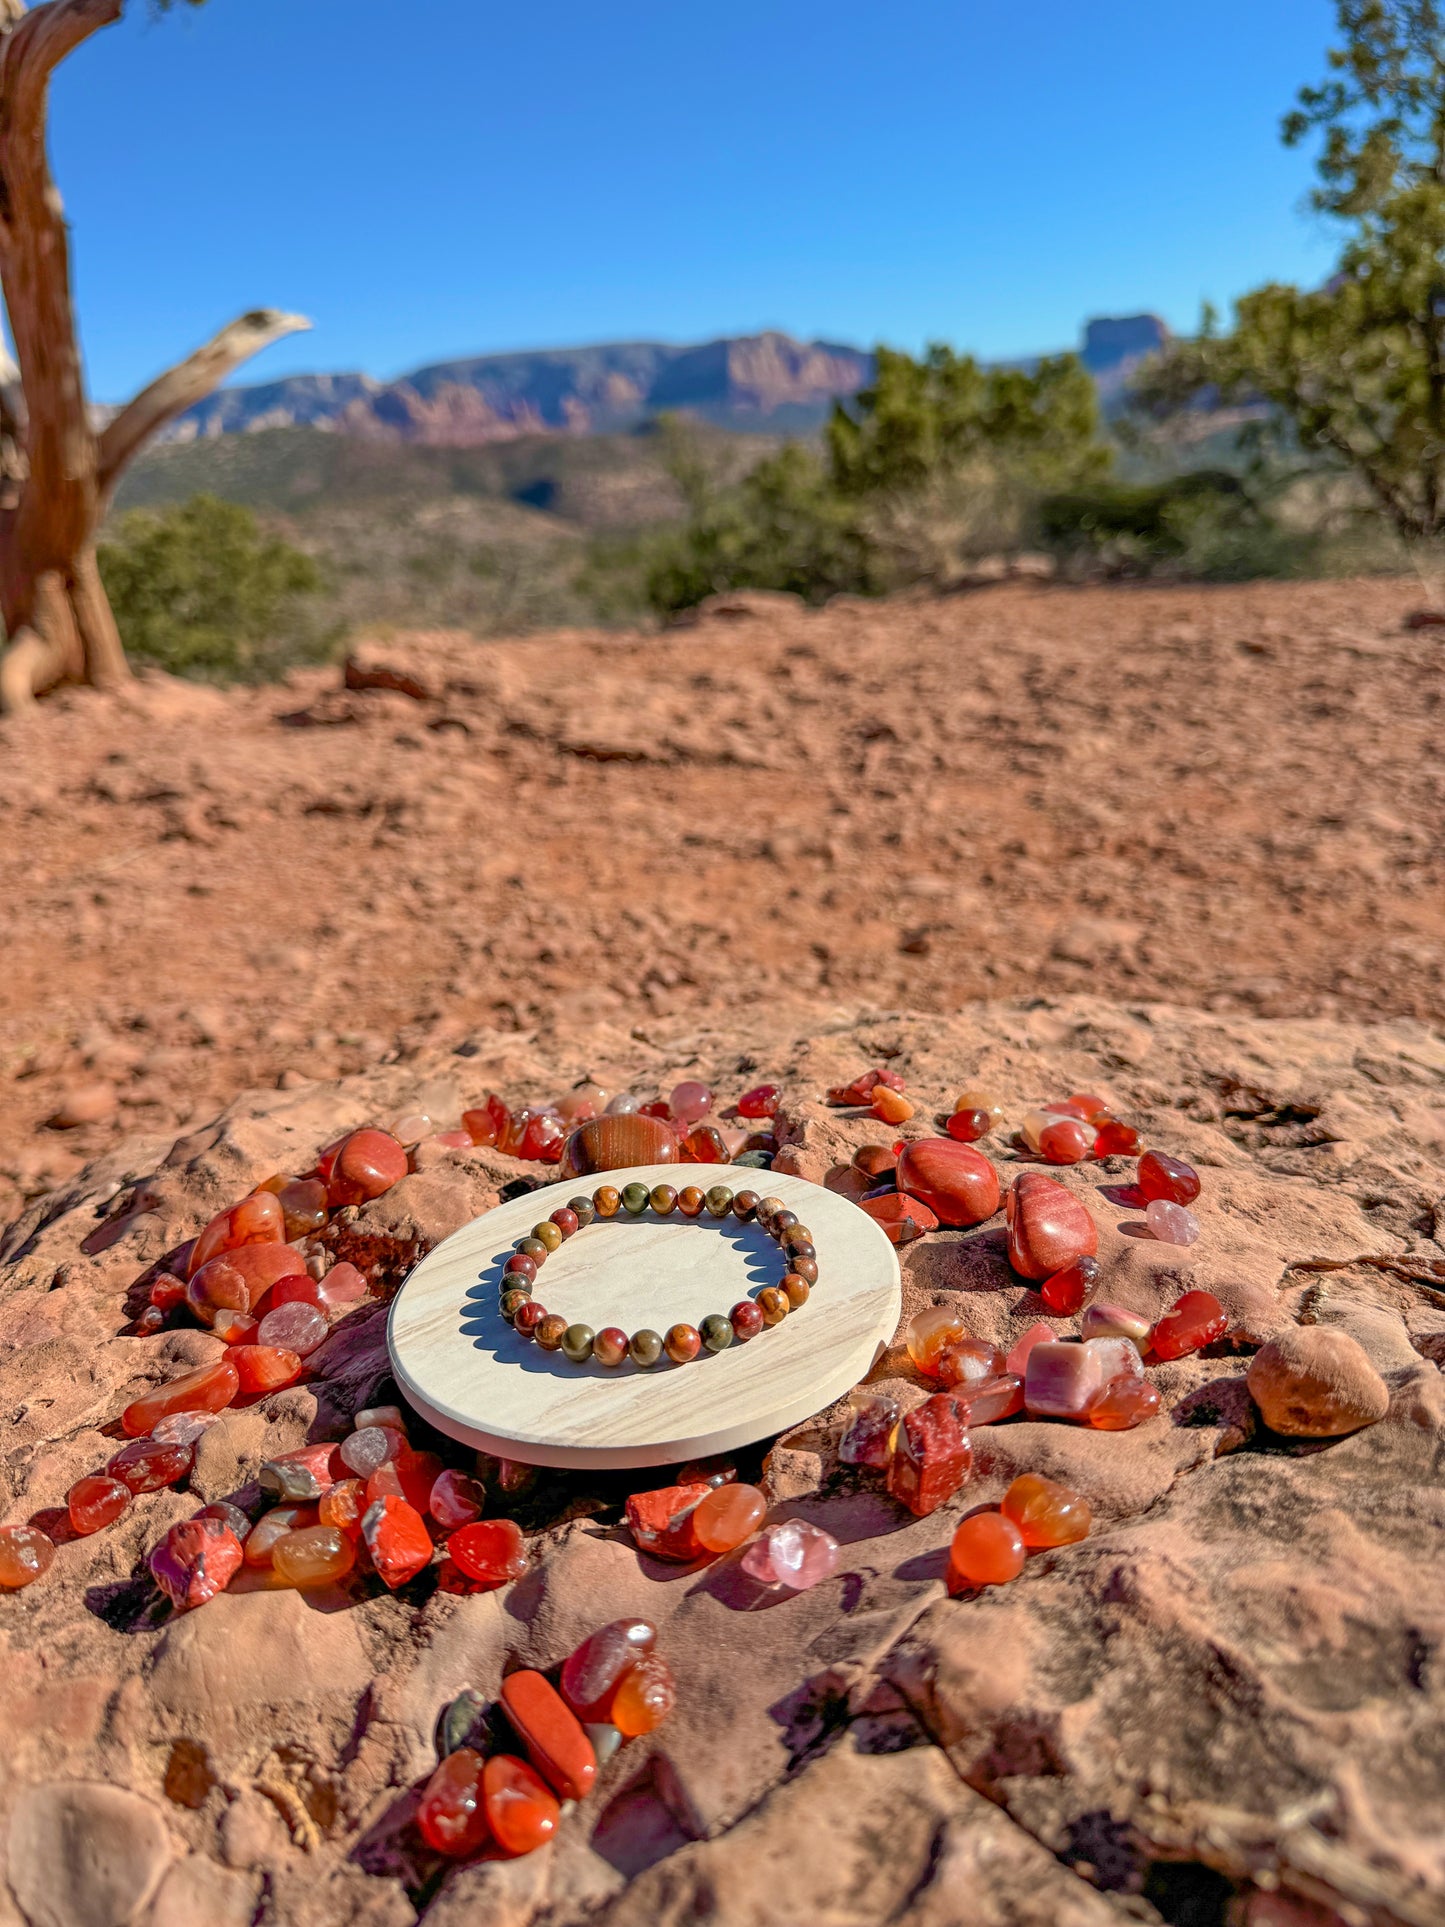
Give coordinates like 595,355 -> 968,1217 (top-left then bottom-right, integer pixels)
1082,1336 -> 1144,1383
151,1409 -> 223,1447
1081,1301 -> 1152,1344
429,1468 -> 486,1530
1023,1340 -> 1104,1420
740,1519 -> 839,1591
1006,1321 -> 1057,1379
317,1263 -> 369,1308
1145,1199 -> 1200,1245
256,1301 -> 328,1356
669,1080 -> 713,1124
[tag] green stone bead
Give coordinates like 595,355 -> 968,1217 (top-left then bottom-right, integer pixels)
700,1313 -> 734,1353
532,1220 -> 563,1252
568,1196 -> 597,1226
621,1181 -> 650,1216
516,1237 -> 549,1264
500,1287 -> 533,1323
650,1183 -> 678,1215
561,1322 -> 596,1363
705,1185 -> 733,1218
629,1328 -> 663,1368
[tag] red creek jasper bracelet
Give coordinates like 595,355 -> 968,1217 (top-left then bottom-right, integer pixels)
497,1182 -> 817,1367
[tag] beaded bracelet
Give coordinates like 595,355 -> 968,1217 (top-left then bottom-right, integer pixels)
495,1184 -> 818,1368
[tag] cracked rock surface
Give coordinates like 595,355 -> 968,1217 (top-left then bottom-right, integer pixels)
0,996 -> 1442,1926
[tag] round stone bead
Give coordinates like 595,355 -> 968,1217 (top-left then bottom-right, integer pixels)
549,1207 -> 580,1239
780,1223 -> 813,1249
532,1220 -> 563,1252
593,1326 -> 630,1367
650,1184 -> 679,1215
733,1189 -> 760,1220
593,1186 -> 621,1217
535,1314 -> 568,1351
664,1323 -> 702,1364
731,1300 -> 764,1341
705,1186 -> 733,1218
629,1328 -> 664,1368
503,1252 -> 537,1283
782,1273 -> 811,1308
517,1237 -> 549,1265
500,1288 -> 533,1324
756,1286 -> 789,1325
561,1323 -> 596,1363
948,1511 -> 1026,1590
790,1257 -> 819,1284
786,1239 -> 817,1264
700,1313 -> 733,1352
676,1186 -> 706,1218
770,1209 -> 798,1235
515,1300 -> 548,1337
755,1195 -> 785,1225
567,1196 -> 597,1226
621,1182 -> 650,1216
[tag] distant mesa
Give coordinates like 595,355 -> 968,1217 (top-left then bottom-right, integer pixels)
161,316 -> 1167,449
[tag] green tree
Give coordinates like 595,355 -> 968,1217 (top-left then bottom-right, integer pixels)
98,495 -> 335,681
1137,2 -> 1445,544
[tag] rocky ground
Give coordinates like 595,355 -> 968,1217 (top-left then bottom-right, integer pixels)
1,582 -> 1443,1927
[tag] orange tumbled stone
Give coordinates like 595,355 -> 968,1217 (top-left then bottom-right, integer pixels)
948,1510 -> 1026,1591
67,1473 -> 131,1536
870,1086 -> 914,1123
609,1653 -> 677,1737
419,1746 -> 490,1857
187,1191 -> 284,1277
691,1481 -> 766,1554
366,1448 -> 443,1515
329,1129 -> 409,1205
186,1243 -> 307,1324
448,1518 -> 529,1585
905,1305 -> 969,1376
362,1494 -> 433,1588
861,1192 -> 940,1244
272,1523 -> 357,1589
483,1754 -> 559,1857
559,1112 -> 680,1176
560,1618 -> 657,1721
895,1139 -> 1001,1227
230,1344 -> 304,1394
935,1336 -> 1007,1391
1088,1375 -> 1162,1430
318,1477 -> 368,1535
500,1670 -> 597,1801
122,1357 -> 240,1438
0,1523 -> 55,1588
1005,1172 -> 1098,1281
244,1505 -> 318,1567
1001,1473 -> 1092,1548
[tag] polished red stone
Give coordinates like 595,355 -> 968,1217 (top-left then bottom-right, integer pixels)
560,1113 -> 679,1176
1093,1117 -> 1142,1157
692,1481 -> 766,1552
366,1448 -> 444,1514
149,1273 -> 187,1314
186,1243 -> 307,1325
244,1511 -> 315,1571
951,1373 -> 1025,1425
610,1653 -> 676,1736
461,1104 -> 499,1147
887,1394 -> 972,1517
187,1192 -> 285,1278
122,1357 -> 239,1438
483,1754 -> 559,1857
272,1523 -> 357,1589
680,1122 -> 728,1163
1038,1116 -> 1093,1165
1149,1289 -> 1227,1360
448,1518 -> 529,1585
317,1262 -> 368,1308
250,1273 -> 326,1321
361,1495 -> 433,1588
428,1468 -> 486,1531
150,1516 -> 243,1610
828,1067 -> 905,1106
730,1300 -> 764,1341
1006,1173 -> 1098,1281
0,1525 -> 54,1589
1088,1375 -> 1163,1429
231,1344 -> 303,1394
67,1473 -> 131,1535
625,1482 -> 710,1561
260,1442 -> 340,1502
861,1192 -> 940,1244
895,1139 -> 1001,1227
946,1107 -> 993,1143
1137,1150 -> 1201,1205
500,1669 -> 597,1800
329,1129 -> 409,1206
870,1086 -> 914,1124
936,1336 -> 1008,1391
516,1110 -> 566,1162
1039,1255 -> 1101,1317
948,1510 -> 1026,1591
560,1618 -> 657,1722
1005,1320 -> 1057,1378
1001,1473 -> 1092,1547
265,1176 -> 329,1239
737,1084 -> 779,1118
1057,1092 -> 1111,1121
418,1747 -> 490,1857
108,1436 -> 194,1493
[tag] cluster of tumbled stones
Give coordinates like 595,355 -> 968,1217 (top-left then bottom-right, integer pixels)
499,1184 -> 818,1369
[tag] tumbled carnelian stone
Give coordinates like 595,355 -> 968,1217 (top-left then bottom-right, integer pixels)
362,1494 -> 433,1588
1137,1150 -> 1201,1204
1038,1117 -> 1093,1165
244,1505 -> 318,1566
1001,1473 -> 1092,1548
861,1193 -> 939,1244
1093,1118 -> 1142,1157
419,1747 -> 490,1857
951,1373 -> 1025,1425
500,1670 -> 597,1800
560,1618 -> 657,1721
188,1191 -> 285,1278
250,1273 -> 326,1320
366,1449 -> 443,1514
461,1106 -> 500,1148
1006,1173 -> 1098,1281
887,1394 -> 972,1517
1150,1289 -> 1227,1360
329,1129 -> 409,1205
691,1481 -> 766,1554
896,1139 -> 1001,1227
906,1305 -> 969,1376
187,1243 -> 307,1324
871,1086 -> 914,1124
107,1436 -> 194,1493
449,1518 -> 529,1585
946,1107 -> 992,1143
610,1653 -> 677,1737
272,1523 -> 357,1589
0,1524 -> 54,1589
1039,1255 -> 1101,1317
428,1468 -> 486,1531
1088,1375 -> 1162,1430
935,1336 -> 1007,1391
948,1511 -> 1026,1591
68,1473 -> 131,1535
484,1754 -> 559,1857
150,1516 -> 243,1609
231,1343 -> 303,1394
122,1357 -> 240,1438
625,1483 -> 710,1561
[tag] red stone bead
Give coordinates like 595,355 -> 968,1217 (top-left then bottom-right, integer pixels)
108,1436 -> 194,1493
561,1618 -> 657,1721
328,1128 -> 409,1205
449,1518 -> 529,1585
593,1325 -> 629,1367
948,1510 -> 1026,1591
1005,1172 -> 1098,1281
514,1300 -> 548,1337
625,1482 -> 710,1561
1038,1117 -> 1093,1165
730,1301 -> 764,1342
187,1191 -> 285,1278
861,1192 -> 939,1244
549,1206 -> 579,1238
895,1139 -> 1001,1227
122,1357 -> 240,1438
1088,1374 -> 1162,1429
610,1653 -> 676,1736
887,1394 -> 972,1517
418,1747 -> 490,1857
483,1754 -> 559,1857
560,1113 -> 680,1176
1137,1150 -> 1201,1205
231,1344 -> 303,1394
951,1373 -> 1025,1425
186,1243 -> 307,1324
1001,1473 -> 1092,1547
67,1473 -> 131,1535
1039,1254 -> 1102,1316
664,1322 -> 702,1364
1149,1289 -> 1227,1360
500,1669 -> 597,1800
946,1107 -> 992,1143
737,1084 -> 779,1118
150,1515 -> 243,1610
361,1494 -> 432,1588
1093,1117 -> 1142,1157
0,1524 -> 54,1589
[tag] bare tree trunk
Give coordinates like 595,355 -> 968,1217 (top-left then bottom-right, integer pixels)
0,1 -> 310,711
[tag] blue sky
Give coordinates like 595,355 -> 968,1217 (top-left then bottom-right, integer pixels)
52,0 -> 1340,400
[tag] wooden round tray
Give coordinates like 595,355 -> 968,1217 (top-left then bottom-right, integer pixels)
387,1163 -> 901,1470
